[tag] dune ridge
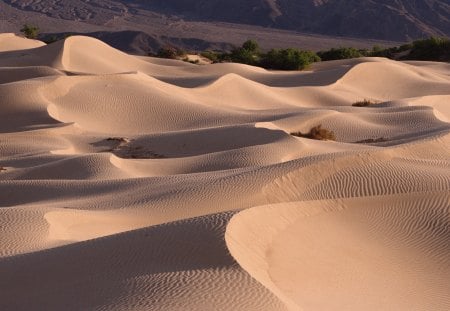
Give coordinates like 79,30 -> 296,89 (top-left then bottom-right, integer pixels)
1,34 -> 449,310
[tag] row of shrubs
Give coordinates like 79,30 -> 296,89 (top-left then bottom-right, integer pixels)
157,37 -> 449,70
317,37 -> 450,62
155,40 -> 321,70
20,23 -> 449,69
199,40 -> 320,70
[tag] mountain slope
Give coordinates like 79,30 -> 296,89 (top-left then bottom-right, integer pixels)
129,0 -> 450,40
1,0 -> 449,41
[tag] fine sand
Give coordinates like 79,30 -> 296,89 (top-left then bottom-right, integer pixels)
0,33 -> 449,311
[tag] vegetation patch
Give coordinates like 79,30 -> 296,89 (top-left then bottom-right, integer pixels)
200,50 -> 221,63
155,46 -> 187,59
191,37 -> 449,70
352,99 -> 379,107
291,125 -> 336,141
317,47 -> 363,61
407,37 -> 450,62
114,144 -> 166,159
354,137 -> 387,144
198,40 -> 321,70
261,48 -> 320,70
93,137 -> 165,159
106,137 -> 129,143
182,57 -> 200,64
318,37 -> 450,62
20,24 -> 39,39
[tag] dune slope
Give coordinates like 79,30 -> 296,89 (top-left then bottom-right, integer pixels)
1,34 -> 449,311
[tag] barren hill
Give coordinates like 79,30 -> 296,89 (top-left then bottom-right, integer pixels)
2,0 -> 449,41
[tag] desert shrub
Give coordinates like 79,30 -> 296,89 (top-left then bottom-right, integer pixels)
230,47 -> 259,65
317,47 -> 363,61
369,43 -> 414,58
406,37 -> 450,61
291,125 -> 336,141
228,40 -> 261,65
261,48 -> 320,70
20,24 -> 39,39
182,57 -> 200,64
42,35 -> 59,44
398,43 -> 414,53
370,45 -> 392,58
355,137 -> 387,144
156,46 -> 186,59
201,50 -> 221,62
200,39 -> 319,70
36,33 -> 77,45
242,39 -> 259,53
98,138 -> 165,158
352,99 -> 378,107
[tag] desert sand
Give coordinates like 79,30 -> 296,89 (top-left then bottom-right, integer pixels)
0,33 -> 449,311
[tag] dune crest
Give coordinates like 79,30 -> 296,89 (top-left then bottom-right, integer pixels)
1,35 -> 449,310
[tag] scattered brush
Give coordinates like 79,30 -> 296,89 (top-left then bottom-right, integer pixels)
182,57 -> 200,64
106,137 -> 129,143
352,99 -> 378,107
291,125 -> 336,141
355,137 -> 387,144
94,137 -> 165,159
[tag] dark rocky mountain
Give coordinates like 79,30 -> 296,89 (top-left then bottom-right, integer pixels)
1,0 -> 448,53
2,0 -> 449,41
135,0 -> 450,41
39,30 -> 234,55
279,0 -> 450,41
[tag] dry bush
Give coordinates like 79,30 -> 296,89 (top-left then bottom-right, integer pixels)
355,137 -> 387,144
352,99 -> 378,107
291,125 -> 336,141
93,137 -> 165,158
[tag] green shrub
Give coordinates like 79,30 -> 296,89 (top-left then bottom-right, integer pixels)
230,47 -> 260,65
20,24 -> 39,39
201,50 -> 220,63
199,39 -> 319,70
43,35 -> 59,44
228,40 -> 261,65
156,46 -> 186,59
317,47 -> 363,61
370,44 -> 413,58
291,125 -> 336,141
242,39 -> 259,53
407,37 -> 450,61
261,48 -> 320,70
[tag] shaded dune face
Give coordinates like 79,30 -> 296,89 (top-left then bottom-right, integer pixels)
0,35 -> 449,311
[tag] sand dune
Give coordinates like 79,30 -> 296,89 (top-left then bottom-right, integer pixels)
0,33 -> 45,52
1,34 -> 449,310
226,192 -> 450,311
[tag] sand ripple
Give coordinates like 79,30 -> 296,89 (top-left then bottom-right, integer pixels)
1,34 -> 449,310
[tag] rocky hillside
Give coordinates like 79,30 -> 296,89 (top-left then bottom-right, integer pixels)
2,0 -> 448,42
139,0 -> 450,40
